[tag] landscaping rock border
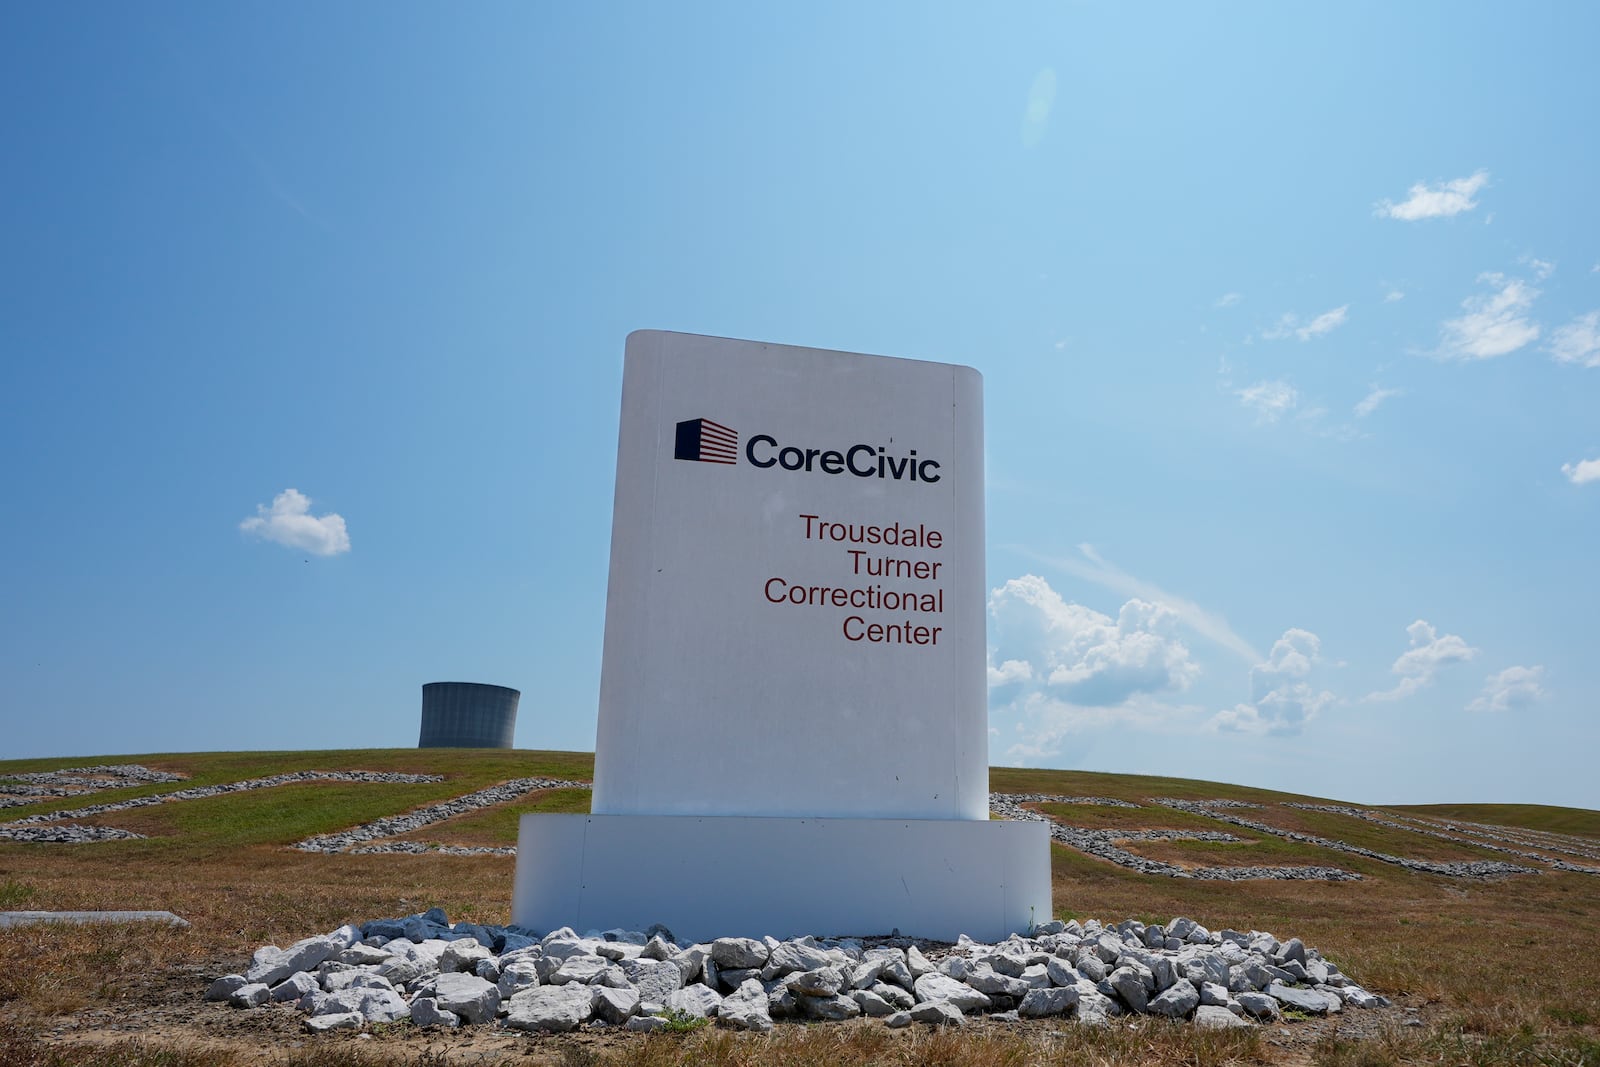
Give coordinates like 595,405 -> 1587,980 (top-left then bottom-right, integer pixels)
989,794 -> 1361,882
0,771 -> 441,843
208,910 -> 1388,1036
1157,798 -> 1542,878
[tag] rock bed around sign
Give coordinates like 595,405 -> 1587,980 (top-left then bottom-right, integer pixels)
207,910 -> 1389,1036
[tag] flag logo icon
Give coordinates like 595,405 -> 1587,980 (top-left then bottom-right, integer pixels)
674,418 -> 738,465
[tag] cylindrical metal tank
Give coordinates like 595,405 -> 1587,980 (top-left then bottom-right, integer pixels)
419,682 -> 520,748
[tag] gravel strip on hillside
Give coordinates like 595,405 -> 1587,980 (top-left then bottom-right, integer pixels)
989,794 -> 1360,881
994,794 -> 1141,808
0,771 -> 443,843
1395,814 -> 1600,861
1156,798 -> 1538,878
1286,802 -> 1600,875
292,777 -> 587,854
0,764 -> 188,787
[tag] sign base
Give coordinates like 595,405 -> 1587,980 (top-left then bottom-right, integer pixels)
512,813 -> 1051,944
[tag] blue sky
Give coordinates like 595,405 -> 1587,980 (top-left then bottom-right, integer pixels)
2,3 -> 1595,808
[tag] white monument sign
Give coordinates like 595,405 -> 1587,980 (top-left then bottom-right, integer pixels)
514,331 -> 1049,941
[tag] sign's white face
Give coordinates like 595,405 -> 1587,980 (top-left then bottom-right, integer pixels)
590,331 -> 988,821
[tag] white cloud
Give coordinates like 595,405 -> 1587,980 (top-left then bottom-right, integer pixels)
1297,305 -> 1349,340
1384,289 -> 1405,303
1365,620 -> 1478,702
1053,338 -> 1070,351
1215,292 -> 1242,308
1548,311 -> 1600,367
1354,385 -> 1403,418
1466,665 -> 1546,713
1436,273 -> 1540,360
1262,305 -> 1349,342
988,575 -> 1200,708
240,488 -> 350,556
1521,256 -> 1556,281
1003,691 -> 1202,764
1376,170 -> 1489,220
1237,379 -> 1299,422
1019,545 -> 1262,664
1021,68 -> 1056,149
988,658 -> 1034,687
1210,628 -> 1335,736
1561,457 -> 1600,485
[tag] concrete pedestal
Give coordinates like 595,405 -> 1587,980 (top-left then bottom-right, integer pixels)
512,813 -> 1051,944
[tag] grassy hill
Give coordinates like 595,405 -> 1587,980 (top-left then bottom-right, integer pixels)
1,749 -> 1597,1067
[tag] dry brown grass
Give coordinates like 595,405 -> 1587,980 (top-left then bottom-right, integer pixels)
2,750 -> 1597,1066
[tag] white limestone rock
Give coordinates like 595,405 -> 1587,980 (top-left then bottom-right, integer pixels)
800,993 -> 861,1021
909,1000 -> 965,1025
249,935 -> 339,986
1046,957 -> 1078,987
1148,981 -> 1200,1019
410,997 -> 460,1028
1235,991 -> 1280,1019
786,966 -> 844,997
719,979 -> 774,1032
964,966 -> 1029,998
1341,984 -> 1389,1009
664,983 -> 723,1019
506,984 -> 595,1032
328,923 -> 363,949
911,972 -> 989,1012
851,989 -> 896,1017
337,944 -> 392,966
620,958 -> 683,1005
1195,1004 -> 1250,1030
205,975 -> 246,1002
1020,964 -> 1051,989
439,938 -> 492,973
434,972 -> 501,1024
1107,967 -> 1149,1013
355,988 -> 411,1024
229,983 -> 271,1008
711,937 -> 768,969
323,971 -> 394,994
305,1011 -> 364,1033
639,935 -> 676,961
592,985 -> 641,1025
880,959 -> 915,990
849,959 -> 887,990
551,955 -> 610,985
1267,981 -> 1331,1015
871,982 -> 914,1011
1017,986 -> 1078,1017
270,972 -> 318,1003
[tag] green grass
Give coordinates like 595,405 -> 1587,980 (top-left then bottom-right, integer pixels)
0,880 -> 36,908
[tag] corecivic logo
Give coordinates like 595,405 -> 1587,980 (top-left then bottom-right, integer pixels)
673,418 -> 739,464
673,418 -> 941,483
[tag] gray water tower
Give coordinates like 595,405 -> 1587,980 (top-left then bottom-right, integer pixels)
419,682 -> 520,748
